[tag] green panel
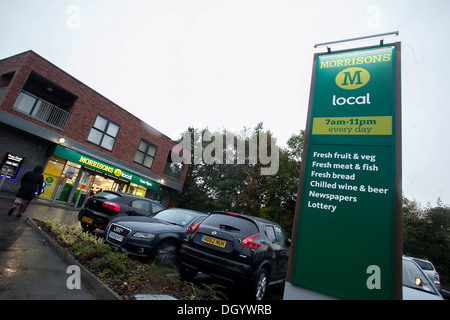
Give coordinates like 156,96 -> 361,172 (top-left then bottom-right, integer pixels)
289,44 -> 400,299
53,145 -> 160,191
291,144 -> 396,299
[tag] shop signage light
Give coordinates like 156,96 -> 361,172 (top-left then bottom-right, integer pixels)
53,145 -> 160,191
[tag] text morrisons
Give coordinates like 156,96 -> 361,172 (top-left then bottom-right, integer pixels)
320,53 -> 391,68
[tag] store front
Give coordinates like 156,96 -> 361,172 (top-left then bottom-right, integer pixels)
41,145 -> 160,207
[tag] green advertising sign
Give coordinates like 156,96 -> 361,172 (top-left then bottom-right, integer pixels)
287,43 -> 402,300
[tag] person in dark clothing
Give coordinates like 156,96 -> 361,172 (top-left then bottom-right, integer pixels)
7,166 -> 44,217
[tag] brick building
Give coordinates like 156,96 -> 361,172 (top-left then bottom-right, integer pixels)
0,50 -> 187,208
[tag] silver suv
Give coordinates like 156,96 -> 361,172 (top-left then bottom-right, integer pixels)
409,257 -> 441,291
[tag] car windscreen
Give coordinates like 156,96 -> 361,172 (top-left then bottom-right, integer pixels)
412,259 -> 433,271
402,259 -> 438,295
202,214 -> 259,236
153,209 -> 199,227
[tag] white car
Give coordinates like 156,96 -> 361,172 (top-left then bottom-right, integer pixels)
403,256 -> 443,300
409,257 -> 441,291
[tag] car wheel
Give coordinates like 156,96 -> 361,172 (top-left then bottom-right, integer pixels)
156,239 -> 178,264
253,268 -> 268,300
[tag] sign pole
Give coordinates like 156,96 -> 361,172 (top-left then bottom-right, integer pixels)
394,42 -> 402,300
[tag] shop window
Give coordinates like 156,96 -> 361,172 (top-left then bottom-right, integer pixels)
41,157 -> 82,203
41,157 -> 66,200
127,183 -> 147,197
134,139 -> 157,169
87,115 -> 120,151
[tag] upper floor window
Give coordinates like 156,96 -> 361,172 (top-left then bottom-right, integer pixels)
134,139 -> 157,169
87,115 -> 119,151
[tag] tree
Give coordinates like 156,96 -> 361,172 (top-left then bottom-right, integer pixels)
171,125 -> 304,237
260,131 -> 303,236
403,196 -> 450,284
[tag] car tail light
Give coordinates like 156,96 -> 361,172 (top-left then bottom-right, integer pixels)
187,221 -> 203,233
227,212 -> 238,216
241,233 -> 261,250
103,201 -> 120,212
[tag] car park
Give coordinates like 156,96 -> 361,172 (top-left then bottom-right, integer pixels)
402,256 -> 443,300
179,211 -> 290,300
78,191 -> 165,231
408,256 -> 441,291
105,208 -> 207,264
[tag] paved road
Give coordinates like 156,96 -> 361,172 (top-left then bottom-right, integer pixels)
0,196 -> 99,300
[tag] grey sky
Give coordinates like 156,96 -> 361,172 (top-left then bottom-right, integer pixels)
1,0 -> 449,206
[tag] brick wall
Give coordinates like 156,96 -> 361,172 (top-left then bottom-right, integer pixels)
0,51 -> 187,189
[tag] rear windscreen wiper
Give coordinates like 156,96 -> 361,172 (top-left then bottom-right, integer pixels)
220,224 -> 240,232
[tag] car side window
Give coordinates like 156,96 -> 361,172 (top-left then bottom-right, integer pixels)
152,203 -> 164,214
190,215 -> 207,226
274,226 -> 287,245
265,225 -> 277,241
131,199 -> 151,213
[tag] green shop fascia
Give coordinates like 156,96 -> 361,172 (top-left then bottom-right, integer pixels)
52,145 -> 160,191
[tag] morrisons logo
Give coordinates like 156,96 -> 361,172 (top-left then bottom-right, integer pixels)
335,67 -> 370,90
320,53 -> 391,69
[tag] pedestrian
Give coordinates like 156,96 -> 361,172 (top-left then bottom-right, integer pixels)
7,166 -> 44,218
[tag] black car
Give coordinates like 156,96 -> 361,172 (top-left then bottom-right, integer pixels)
78,191 -> 165,231
105,208 -> 207,264
179,211 -> 290,300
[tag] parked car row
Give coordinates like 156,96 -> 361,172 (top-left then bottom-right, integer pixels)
77,192 -> 290,300
77,192 -> 443,300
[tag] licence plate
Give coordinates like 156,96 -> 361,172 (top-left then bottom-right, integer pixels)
108,231 -> 124,242
81,216 -> 93,224
202,235 -> 226,248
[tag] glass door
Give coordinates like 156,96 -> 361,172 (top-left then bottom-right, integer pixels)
74,170 -> 95,207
